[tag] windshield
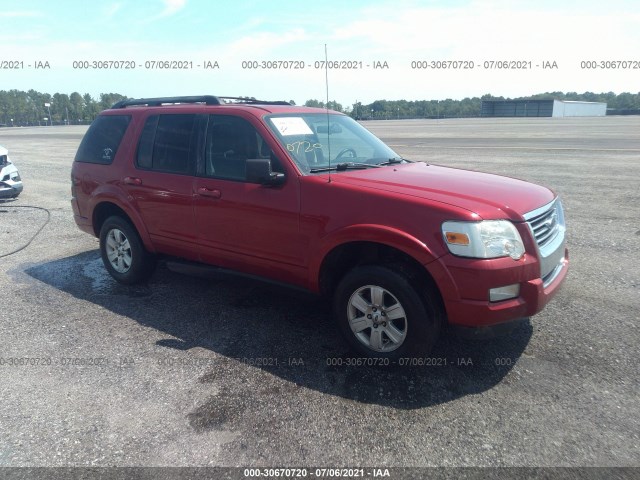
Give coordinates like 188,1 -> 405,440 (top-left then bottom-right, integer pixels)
266,113 -> 401,174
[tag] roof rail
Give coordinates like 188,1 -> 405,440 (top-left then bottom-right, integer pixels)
111,96 -> 221,108
217,97 -> 291,106
111,96 -> 292,109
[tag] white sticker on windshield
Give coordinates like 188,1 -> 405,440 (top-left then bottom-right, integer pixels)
271,117 -> 313,136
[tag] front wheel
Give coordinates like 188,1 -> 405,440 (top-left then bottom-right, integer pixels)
99,216 -> 156,284
333,265 -> 440,359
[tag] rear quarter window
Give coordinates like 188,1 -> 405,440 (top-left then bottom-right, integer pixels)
136,114 -> 197,175
74,115 -> 131,164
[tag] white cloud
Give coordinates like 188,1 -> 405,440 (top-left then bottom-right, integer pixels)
139,0 -> 187,24
103,3 -> 123,18
328,4 -> 640,60
215,28 -> 309,59
160,0 -> 187,17
3,1 -> 638,104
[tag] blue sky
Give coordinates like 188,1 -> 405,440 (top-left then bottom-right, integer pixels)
1,0 -> 639,105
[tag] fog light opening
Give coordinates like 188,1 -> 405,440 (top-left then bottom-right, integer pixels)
489,284 -> 520,302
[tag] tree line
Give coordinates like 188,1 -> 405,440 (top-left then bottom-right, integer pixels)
306,92 -> 640,119
1,89 -> 639,126
0,90 -> 127,126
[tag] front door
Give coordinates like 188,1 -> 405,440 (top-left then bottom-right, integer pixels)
193,114 -> 306,286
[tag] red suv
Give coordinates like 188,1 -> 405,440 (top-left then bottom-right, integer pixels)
71,96 -> 568,359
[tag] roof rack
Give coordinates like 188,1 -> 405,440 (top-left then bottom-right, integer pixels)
111,96 -> 221,108
111,96 -> 291,109
217,97 -> 291,106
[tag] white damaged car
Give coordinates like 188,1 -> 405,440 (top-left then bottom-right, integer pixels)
0,145 -> 23,199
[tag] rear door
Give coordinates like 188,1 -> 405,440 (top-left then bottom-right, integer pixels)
123,113 -> 205,259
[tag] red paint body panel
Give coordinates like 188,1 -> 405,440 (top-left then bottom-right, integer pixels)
72,104 -> 568,331
440,249 -> 569,326
324,162 -> 555,221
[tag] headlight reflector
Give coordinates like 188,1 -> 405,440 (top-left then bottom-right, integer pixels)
442,220 -> 525,260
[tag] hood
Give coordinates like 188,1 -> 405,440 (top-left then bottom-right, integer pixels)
329,162 -> 555,221
0,145 -> 8,156
1,162 -> 18,173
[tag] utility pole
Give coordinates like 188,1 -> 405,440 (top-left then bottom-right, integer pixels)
44,102 -> 52,126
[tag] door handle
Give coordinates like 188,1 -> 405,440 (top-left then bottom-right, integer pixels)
196,187 -> 221,199
123,176 -> 142,185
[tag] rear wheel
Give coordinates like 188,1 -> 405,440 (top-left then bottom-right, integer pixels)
99,216 -> 156,284
333,265 -> 440,359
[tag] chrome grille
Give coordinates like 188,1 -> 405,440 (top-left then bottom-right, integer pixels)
524,198 -> 566,281
525,200 -> 562,249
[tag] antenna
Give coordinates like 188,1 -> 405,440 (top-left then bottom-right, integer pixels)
324,43 -> 331,183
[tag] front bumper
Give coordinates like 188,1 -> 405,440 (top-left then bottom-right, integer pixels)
432,247 -> 569,329
0,181 -> 23,198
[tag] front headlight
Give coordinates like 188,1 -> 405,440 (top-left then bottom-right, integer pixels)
442,220 -> 525,260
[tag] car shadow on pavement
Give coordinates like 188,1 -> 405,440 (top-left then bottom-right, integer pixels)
24,250 -> 532,412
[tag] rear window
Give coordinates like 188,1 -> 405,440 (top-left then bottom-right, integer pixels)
136,114 -> 197,175
74,115 -> 131,164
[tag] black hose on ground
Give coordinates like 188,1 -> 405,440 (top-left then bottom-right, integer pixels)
0,205 -> 52,258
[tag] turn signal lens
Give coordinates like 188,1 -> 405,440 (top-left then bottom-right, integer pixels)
445,232 -> 470,245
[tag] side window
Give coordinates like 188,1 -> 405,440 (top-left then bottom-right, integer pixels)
205,115 -> 268,181
136,114 -> 196,174
74,115 -> 131,164
136,115 -> 158,169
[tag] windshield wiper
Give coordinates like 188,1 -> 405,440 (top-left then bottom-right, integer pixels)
377,157 -> 412,165
309,162 -> 382,173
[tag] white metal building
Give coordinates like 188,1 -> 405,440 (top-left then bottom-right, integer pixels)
481,99 -> 607,117
551,100 -> 607,117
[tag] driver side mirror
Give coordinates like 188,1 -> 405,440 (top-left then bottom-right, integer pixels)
246,158 -> 285,186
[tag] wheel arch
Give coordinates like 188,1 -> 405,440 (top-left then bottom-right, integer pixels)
314,225 -> 446,321
91,200 -> 155,253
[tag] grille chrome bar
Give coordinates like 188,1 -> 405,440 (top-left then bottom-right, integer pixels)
525,200 -> 562,249
524,198 -> 567,281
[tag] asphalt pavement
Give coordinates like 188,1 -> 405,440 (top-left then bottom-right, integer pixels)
0,117 -> 638,473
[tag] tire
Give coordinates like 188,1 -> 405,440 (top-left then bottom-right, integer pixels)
99,215 -> 156,284
333,265 -> 441,359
